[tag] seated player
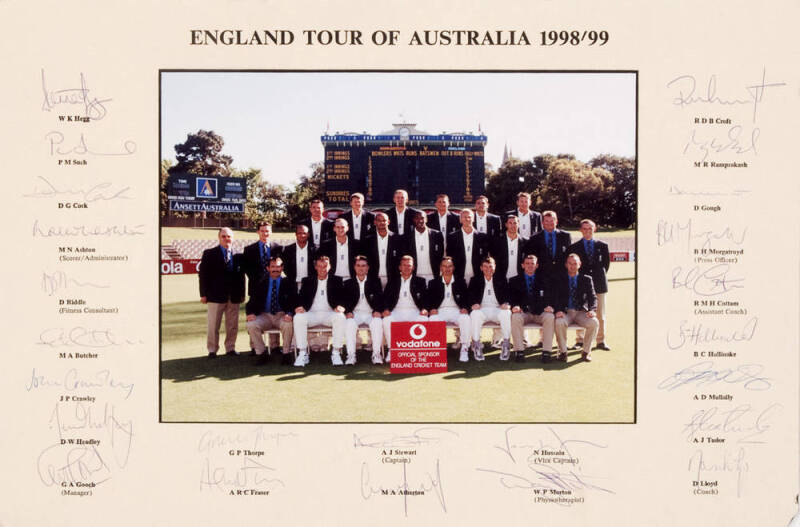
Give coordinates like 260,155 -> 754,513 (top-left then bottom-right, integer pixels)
292,255 -> 347,367
509,254 -> 555,362
382,255 -> 429,362
341,256 -> 385,365
427,257 -> 472,362
553,253 -> 599,362
467,257 -> 512,361
245,257 -> 296,365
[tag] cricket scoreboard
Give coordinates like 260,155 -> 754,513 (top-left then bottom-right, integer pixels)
322,123 -> 487,205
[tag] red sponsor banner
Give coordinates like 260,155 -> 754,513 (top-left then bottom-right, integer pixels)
390,321 -> 448,374
160,259 -> 201,275
610,251 -> 635,262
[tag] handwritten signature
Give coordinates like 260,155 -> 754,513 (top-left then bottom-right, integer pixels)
26,367 -> 135,399
361,459 -> 446,516
671,264 -> 745,296
667,317 -> 757,350
37,327 -> 138,348
353,427 -> 459,449
24,176 -> 132,202
33,219 -> 145,238
683,403 -> 782,444
45,131 -> 136,157
657,218 -> 747,253
684,125 -> 759,162
200,456 -> 285,493
41,271 -> 110,296
666,69 -> 786,122
41,69 -> 111,120
688,448 -> 749,497
657,362 -> 771,392
668,185 -> 750,198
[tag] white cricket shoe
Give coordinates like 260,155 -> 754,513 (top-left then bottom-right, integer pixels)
294,350 -> 309,367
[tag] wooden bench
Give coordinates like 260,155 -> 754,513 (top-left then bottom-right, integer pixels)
260,321 -> 585,354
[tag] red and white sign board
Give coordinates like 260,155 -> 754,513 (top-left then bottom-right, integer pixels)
160,259 -> 201,275
390,321 -> 448,374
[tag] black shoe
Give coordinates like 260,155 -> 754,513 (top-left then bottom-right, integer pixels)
225,350 -> 239,356
534,341 -> 543,349
541,352 -> 551,363
515,351 -> 525,362
255,353 -> 269,365
281,353 -> 293,365
207,352 -> 217,359
596,342 -> 611,351
571,342 -> 583,350
250,348 -> 257,356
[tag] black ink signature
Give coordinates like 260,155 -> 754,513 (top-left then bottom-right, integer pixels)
688,448 -> 749,497
41,271 -> 110,296
200,456 -> 285,492
683,125 -> 759,161
41,69 -> 111,120
667,317 -> 758,350
671,264 -> 745,296
45,131 -> 136,157
683,403 -> 782,444
353,427 -> 459,449
656,218 -> 747,253
197,428 -> 298,455
666,69 -> 786,122
49,401 -> 134,469
360,459 -> 446,516
37,327 -> 137,348
24,176 -> 132,202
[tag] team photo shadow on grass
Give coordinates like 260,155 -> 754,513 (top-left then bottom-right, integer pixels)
160,345 -> 585,384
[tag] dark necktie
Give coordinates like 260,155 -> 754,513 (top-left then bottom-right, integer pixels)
261,243 -> 269,267
569,277 -> 577,309
546,232 -> 554,259
586,240 -> 594,264
224,248 -> 233,270
527,276 -> 534,295
270,279 -> 280,314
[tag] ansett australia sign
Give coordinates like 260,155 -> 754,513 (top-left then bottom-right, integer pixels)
390,321 -> 448,374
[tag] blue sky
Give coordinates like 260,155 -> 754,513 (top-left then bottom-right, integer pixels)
161,72 -> 636,188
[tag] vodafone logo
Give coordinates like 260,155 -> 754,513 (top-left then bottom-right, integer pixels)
409,323 -> 427,340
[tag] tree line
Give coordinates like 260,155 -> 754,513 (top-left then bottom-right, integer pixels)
162,130 -> 636,231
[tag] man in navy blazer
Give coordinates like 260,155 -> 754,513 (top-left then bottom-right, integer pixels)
447,209 -> 490,283
384,189 -> 421,237
509,254 -> 556,362
242,221 -> 283,297
426,194 -> 461,251
245,257 -> 296,365
341,256 -> 385,364
281,225 -> 316,291
428,257 -> 473,361
552,254 -> 599,362
381,255 -> 429,361
473,195 -> 502,237
504,192 -> 543,241
292,255 -> 347,367
528,210 -> 572,280
298,198 -> 334,249
338,193 -> 375,242
467,257 -> 512,360
363,212 -> 406,287
199,227 -> 245,357
568,219 -> 611,350
320,218 -> 361,281
404,211 -> 444,283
